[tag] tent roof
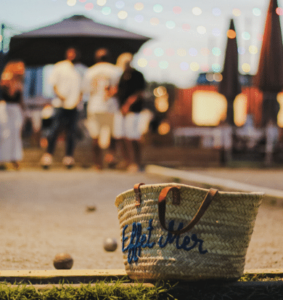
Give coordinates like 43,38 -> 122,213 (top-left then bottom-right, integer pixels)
14,15 -> 150,40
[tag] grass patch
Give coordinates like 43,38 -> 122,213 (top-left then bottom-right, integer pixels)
0,279 -> 175,300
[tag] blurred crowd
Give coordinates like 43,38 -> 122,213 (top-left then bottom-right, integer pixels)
0,47 -> 153,171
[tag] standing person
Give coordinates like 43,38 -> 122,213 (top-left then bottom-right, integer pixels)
40,47 -> 82,168
0,61 -> 25,170
83,48 -> 122,169
113,53 -> 146,172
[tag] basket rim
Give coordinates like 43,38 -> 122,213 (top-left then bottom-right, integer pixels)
115,182 -> 264,207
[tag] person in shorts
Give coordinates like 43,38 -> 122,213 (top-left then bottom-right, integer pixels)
82,48 -> 122,169
40,47 -> 82,168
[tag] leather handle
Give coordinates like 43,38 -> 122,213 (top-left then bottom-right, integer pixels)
158,186 -> 218,235
134,183 -> 145,207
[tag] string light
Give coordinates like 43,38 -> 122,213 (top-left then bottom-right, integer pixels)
182,24 -> 190,31
153,4 -> 163,13
190,62 -> 199,71
197,26 -> 206,34
242,63 -> 251,73
67,0 -> 76,6
212,8 -> 221,16
150,17 -> 160,25
189,48 -> 198,56
192,7 -> 202,15
134,2 -> 144,11
173,6 -> 182,14
118,11 -> 128,19
180,62 -> 189,70
135,15 -> 144,22
137,58 -> 148,67
116,0 -> 125,9
85,3 -> 94,10
159,61 -> 169,69
166,21 -> 176,29
97,0 -> 106,6
154,48 -> 164,57
102,7 -> 111,15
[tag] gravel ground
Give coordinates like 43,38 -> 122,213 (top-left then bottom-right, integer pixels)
0,169 -> 282,271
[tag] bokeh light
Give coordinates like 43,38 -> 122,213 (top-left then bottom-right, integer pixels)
252,8 -> 261,16
159,61 -> 169,69
154,86 -> 167,97
177,48 -> 186,56
150,18 -> 160,25
158,121 -> 170,135
242,63 -> 251,73
173,6 -> 182,14
212,64 -> 221,72
97,0 -> 106,6
135,15 -> 144,22
213,73 -> 223,82
249,45 -> 258,54
0,35 -> 2,43
190,62 -> 199,71
101,7 -> 111,15
153,4 -> 163,13
137,58 -> 148,68
238,47 -> 245,55
182,24 -> 190,31
206,73 -> 214,82
257,33 -> 263,41
115,1 -> 125,9
192,7 -> 202,15
232,8 -> 241,16
143,48 -> 152,56
189,48 -> 198,56
149,60 -> 158,68
166,48 -> 175,56
212,47 -> 221,56
85,3 -> 94,10
180,62 -> 189,71
212,28 -> 221,36
166,21 -> 176,29
79,0 -> 86,2
134,2 -> 144,11
276,7 -> 283,15
67,0 -> 76,6
201,64 -> 210,72
212,8 -> 221,16
154,48 -> 164,57
227,29 -> 236,39
197,26 -> 206,34
201,48 -> 210,56
242,32 -> 251,40
118,10 -> 128,19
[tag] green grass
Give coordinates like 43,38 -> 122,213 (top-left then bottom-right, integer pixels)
0,279 -> 175,300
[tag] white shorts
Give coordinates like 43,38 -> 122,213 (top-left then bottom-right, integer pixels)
85,112 -> 114,139
113,110 -> 153,140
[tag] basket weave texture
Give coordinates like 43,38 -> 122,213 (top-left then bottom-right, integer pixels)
115,183 -> 263,281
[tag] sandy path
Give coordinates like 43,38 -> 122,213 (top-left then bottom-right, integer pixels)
0,169 -> 282,271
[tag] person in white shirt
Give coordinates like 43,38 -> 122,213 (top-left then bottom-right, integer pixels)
40,47 -> 82,168
83,48 -> 122,169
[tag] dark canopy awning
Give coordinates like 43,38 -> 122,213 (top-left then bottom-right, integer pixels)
8,15 -> 150,66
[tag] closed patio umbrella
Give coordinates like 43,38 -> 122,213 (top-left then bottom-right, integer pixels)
254,0 -> 283,126
218,19 -> 241,126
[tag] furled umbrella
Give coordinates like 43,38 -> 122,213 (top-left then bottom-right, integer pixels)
254,0 -> 283,126
8,15 -> 150,67
218,19 -> 241,126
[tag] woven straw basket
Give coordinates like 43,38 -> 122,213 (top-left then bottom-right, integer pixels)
115,183 -> 263,281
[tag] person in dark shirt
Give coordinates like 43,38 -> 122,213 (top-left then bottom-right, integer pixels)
113,53 -> 146,172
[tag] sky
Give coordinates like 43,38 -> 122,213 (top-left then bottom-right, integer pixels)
0,0 -> 282,87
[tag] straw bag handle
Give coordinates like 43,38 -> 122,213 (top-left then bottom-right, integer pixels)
158,186 -> 218,235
